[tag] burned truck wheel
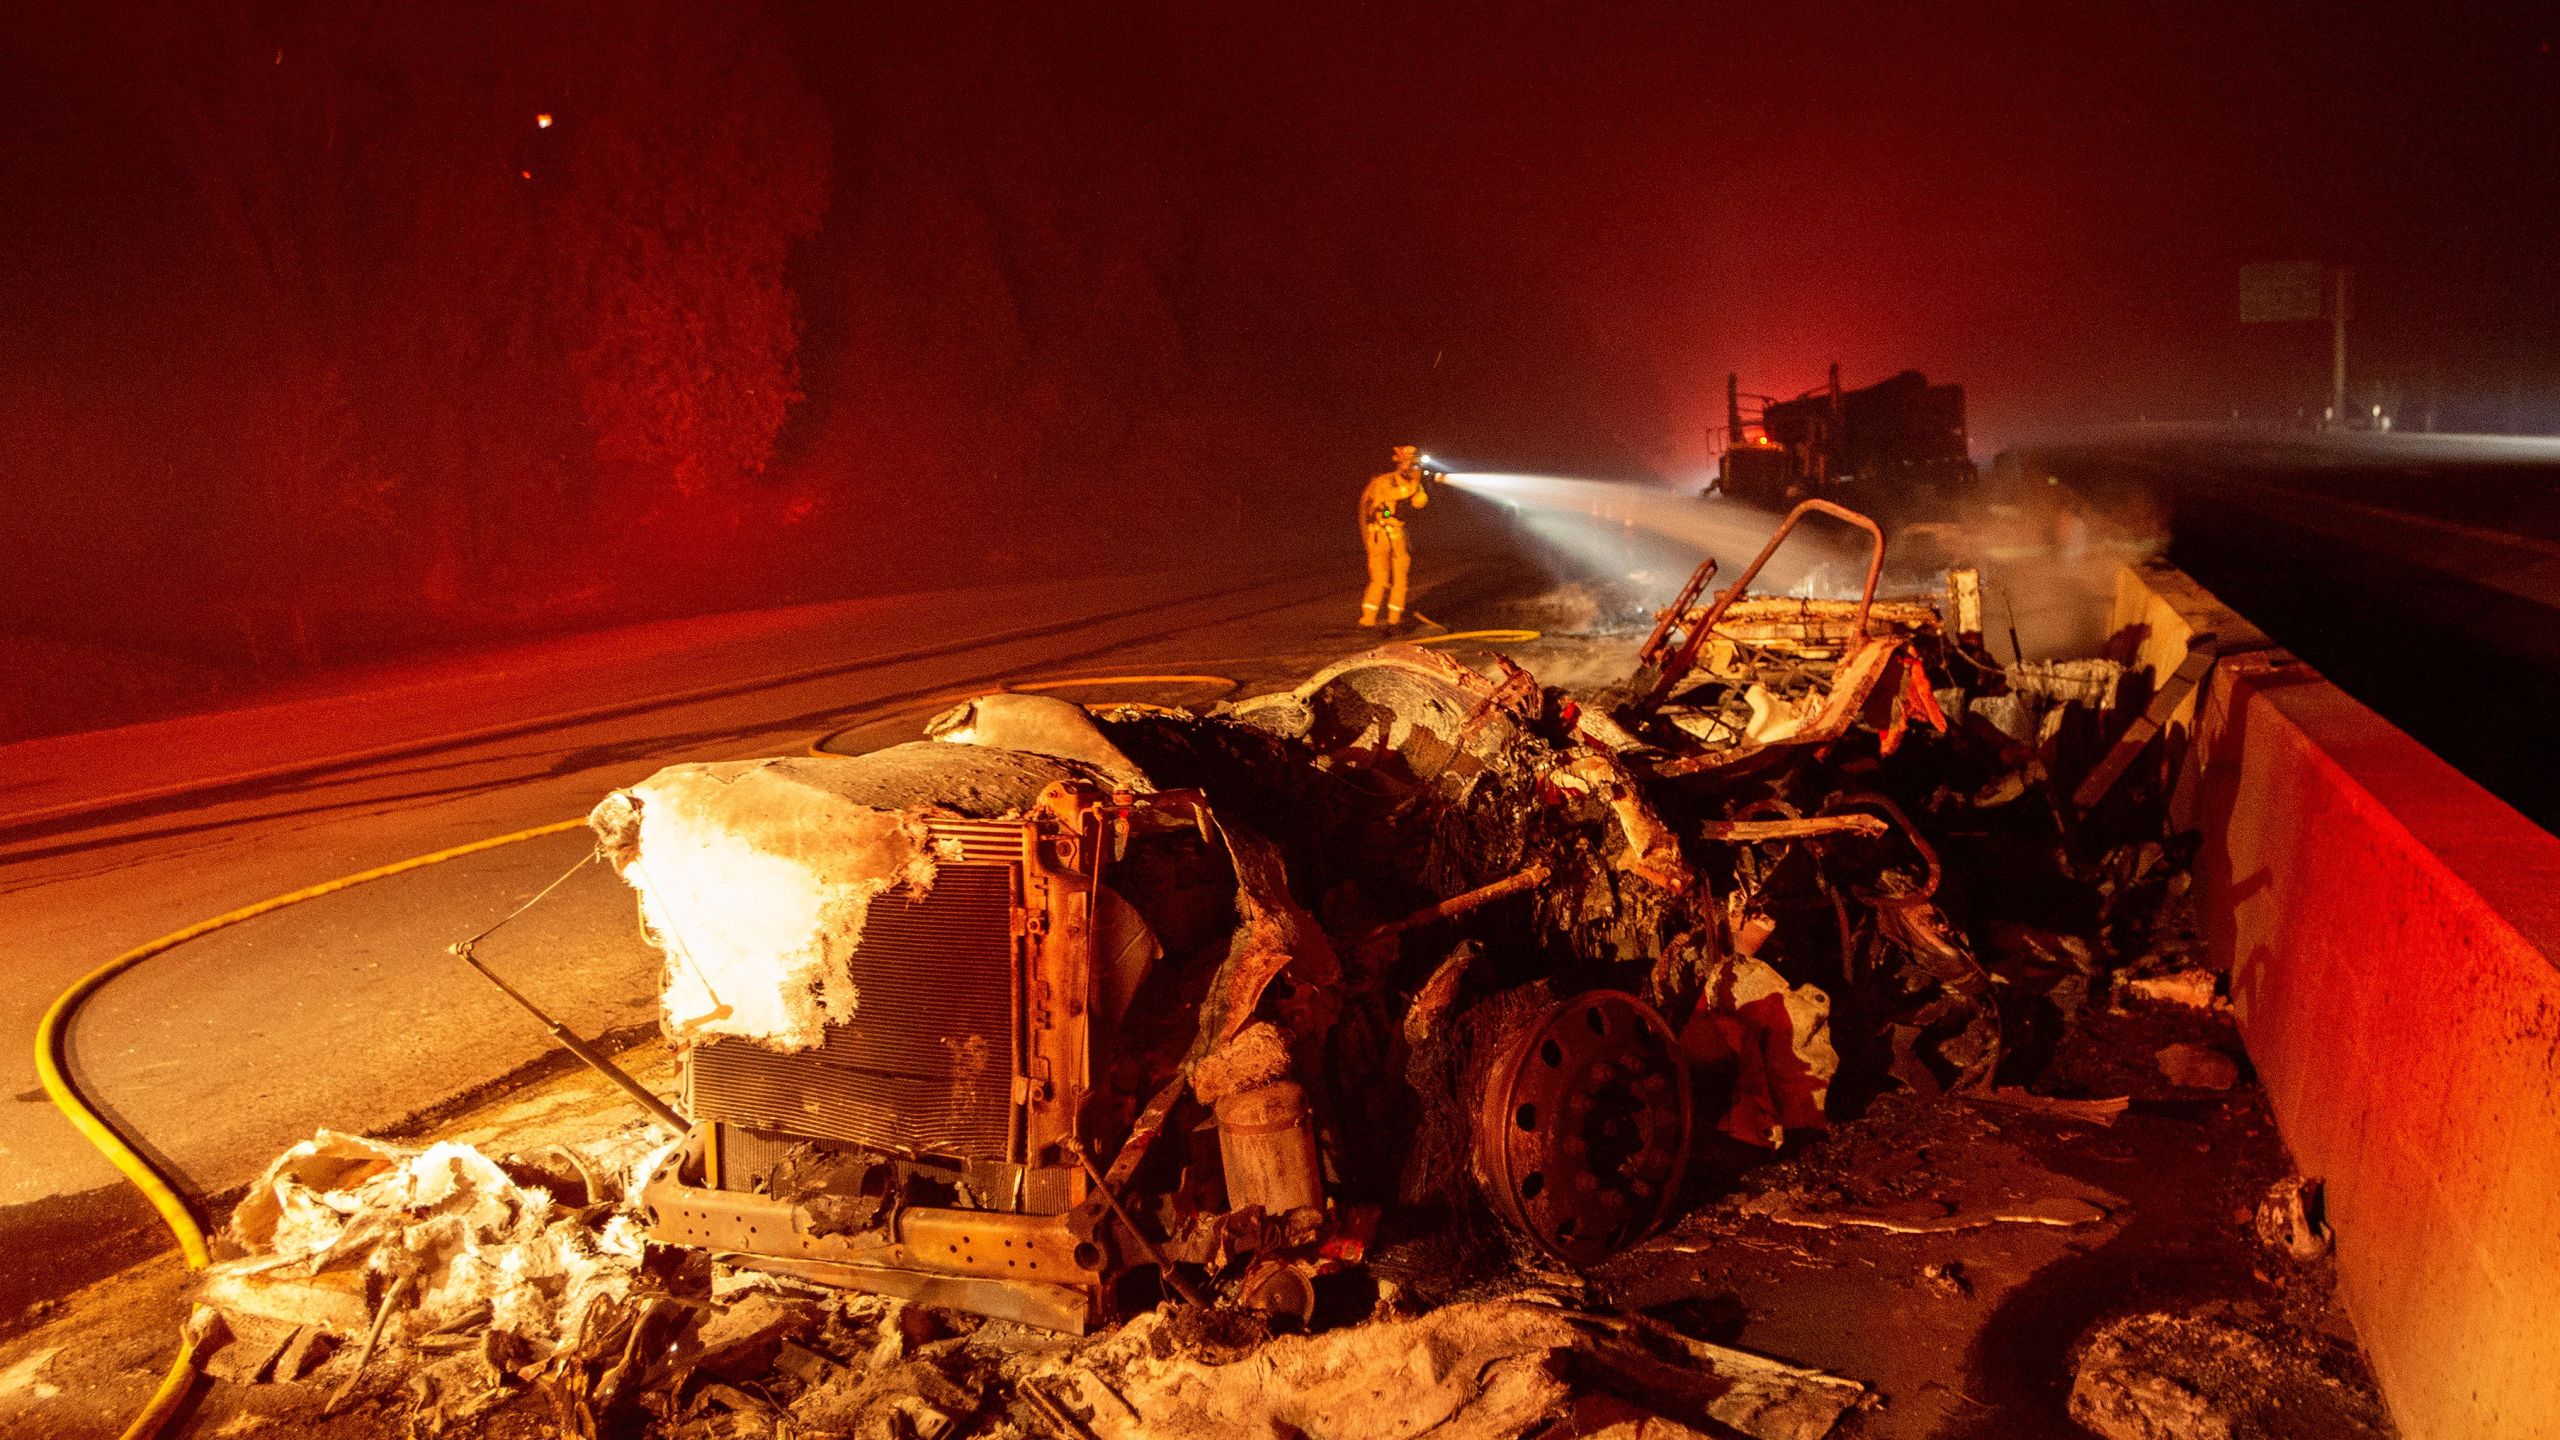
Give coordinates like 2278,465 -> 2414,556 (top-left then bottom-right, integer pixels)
1471,990 -> 1692,1266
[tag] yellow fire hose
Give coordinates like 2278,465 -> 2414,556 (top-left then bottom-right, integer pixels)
34,818 -> 588,1439
1408,628 -> 1543,648
1005,673 -> 1239,696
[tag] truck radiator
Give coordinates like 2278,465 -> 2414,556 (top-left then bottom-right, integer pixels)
689,822 -> 1025,1163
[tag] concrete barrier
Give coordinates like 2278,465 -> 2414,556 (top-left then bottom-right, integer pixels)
2118,558 -> 2560,1440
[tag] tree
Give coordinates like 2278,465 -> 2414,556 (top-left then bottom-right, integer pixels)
542,4 -> 831,508
122,0 -> 832,654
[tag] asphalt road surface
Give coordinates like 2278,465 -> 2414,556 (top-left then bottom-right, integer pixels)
2025,429 -> 2560,831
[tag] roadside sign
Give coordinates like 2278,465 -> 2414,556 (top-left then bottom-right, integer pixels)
2240,262 -> 2324,323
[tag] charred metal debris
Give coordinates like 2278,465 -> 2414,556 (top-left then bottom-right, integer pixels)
197,500 -> 2212,1437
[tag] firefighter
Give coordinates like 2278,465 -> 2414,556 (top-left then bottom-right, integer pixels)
1358,443 -> 1431,627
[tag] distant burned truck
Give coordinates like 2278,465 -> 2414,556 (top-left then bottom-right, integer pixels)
1715,364 -> 1975,510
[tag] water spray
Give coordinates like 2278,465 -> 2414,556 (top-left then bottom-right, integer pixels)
1430,467 -> 1863,599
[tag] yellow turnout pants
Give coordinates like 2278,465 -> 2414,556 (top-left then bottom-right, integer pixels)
1361,519 -> 1410,623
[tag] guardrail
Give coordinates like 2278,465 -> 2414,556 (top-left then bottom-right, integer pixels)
2119,557 -> 2560,1440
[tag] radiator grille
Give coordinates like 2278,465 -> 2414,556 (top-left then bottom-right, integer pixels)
715,1124 -> 804,1188
692,853 -> 1021,1162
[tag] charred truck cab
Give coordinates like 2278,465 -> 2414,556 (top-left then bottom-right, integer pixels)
589,671 -> 1708,1336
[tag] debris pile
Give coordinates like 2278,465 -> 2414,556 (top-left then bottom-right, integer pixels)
180,500 -> 2388,1437
1043,1294 -> 1870,1440
193,1128 -> 668,1427
2068,1308 -> 2390,1440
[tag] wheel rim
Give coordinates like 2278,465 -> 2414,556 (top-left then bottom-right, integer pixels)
1473,990 -> 1692,1265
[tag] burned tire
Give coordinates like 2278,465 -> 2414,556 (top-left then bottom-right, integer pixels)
1470,990 -> 1692,1266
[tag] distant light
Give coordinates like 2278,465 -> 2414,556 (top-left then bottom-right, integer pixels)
536,113 -> 554,129
519,169 -> 532,180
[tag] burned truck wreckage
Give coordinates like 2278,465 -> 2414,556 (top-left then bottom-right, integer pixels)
591,499 -> 2126,1330
179,500 -> 2313,1439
